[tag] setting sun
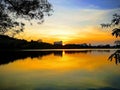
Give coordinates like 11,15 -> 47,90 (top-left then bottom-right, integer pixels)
16,1 -> 118,45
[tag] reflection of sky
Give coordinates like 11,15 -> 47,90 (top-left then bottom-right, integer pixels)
0,50 -> 120,90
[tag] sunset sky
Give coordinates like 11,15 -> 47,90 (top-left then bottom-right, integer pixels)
18,0 -> 120,45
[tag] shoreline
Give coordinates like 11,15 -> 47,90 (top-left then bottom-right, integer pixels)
0,48 -> 120,52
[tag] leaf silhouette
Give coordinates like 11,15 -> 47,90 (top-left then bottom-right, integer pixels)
112,28 -> 120,37
108,50 -> 120,65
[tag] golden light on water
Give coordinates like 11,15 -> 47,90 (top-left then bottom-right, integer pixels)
0,51 -> 111,72
0,50 -> 120,90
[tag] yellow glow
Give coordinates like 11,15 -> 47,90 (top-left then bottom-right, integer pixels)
62,43 -> 65,46
0,51 -> 118,90
48,29 -> 74,35
17,26 -> 115,45
15,7 -> 115,45
0,52 -> 111,72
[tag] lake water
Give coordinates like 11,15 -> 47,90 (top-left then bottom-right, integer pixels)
0,49 -> 120,90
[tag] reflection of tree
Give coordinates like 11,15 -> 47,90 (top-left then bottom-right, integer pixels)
108,50 -> 120,65
0,51 -> 63,65
0,50 -> 112,65
65,50 -> 92,54
0,51 -> 53,65
54,51 -> 63,57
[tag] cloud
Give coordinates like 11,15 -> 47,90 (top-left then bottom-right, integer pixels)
18,1 -> 118,44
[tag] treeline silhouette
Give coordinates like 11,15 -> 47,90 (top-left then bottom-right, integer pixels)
0,35 -> 120,50
0,35 -> 53,49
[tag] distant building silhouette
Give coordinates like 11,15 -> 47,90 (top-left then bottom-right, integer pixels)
37,39 -> 43,43
54,41 -> 63,46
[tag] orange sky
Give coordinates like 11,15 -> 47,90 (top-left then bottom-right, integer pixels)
16,24 -> 117,45
15,1 -> 119,45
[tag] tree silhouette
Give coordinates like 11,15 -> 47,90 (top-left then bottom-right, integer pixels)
108,50 -> 120,65
112,28 -> 120,37
101,10 -> 120,64
101,13 -> 120,37
114,40 -> 120,46
0,0 -> 52,37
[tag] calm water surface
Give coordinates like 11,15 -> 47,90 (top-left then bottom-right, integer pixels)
0,49 -> 120,90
